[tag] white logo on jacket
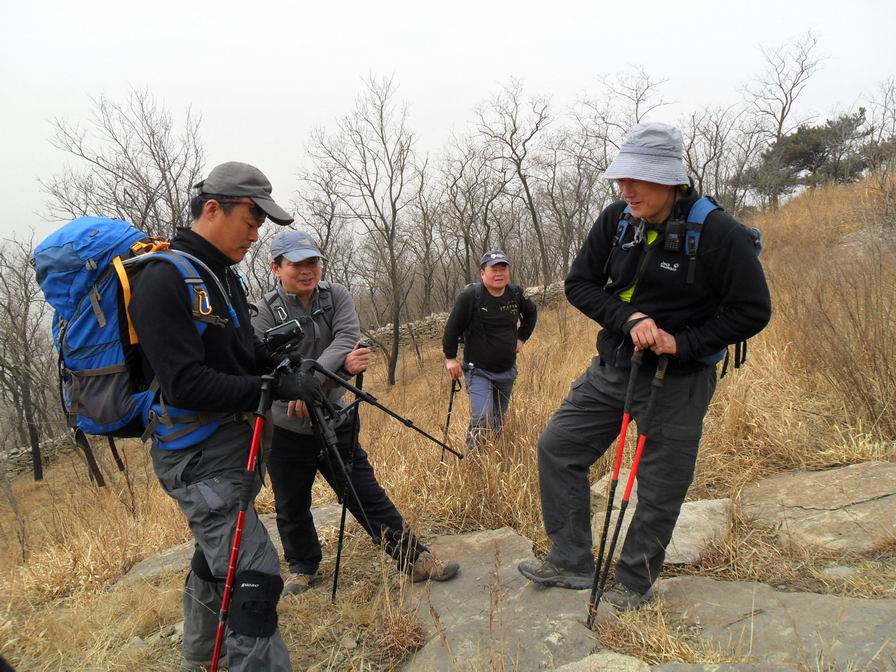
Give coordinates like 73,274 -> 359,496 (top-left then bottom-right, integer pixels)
660,261 -> 680,272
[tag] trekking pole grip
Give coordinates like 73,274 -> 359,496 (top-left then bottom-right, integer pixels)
257,375 -> 275,416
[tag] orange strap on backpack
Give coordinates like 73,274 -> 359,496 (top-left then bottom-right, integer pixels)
113,240 -> 171,345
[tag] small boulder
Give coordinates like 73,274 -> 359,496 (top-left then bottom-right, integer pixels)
553,651 -> 649,671
591,499 -> 729,565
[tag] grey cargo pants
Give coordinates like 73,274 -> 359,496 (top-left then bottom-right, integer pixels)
152,422 -> 292,671
538,356 -> 716,594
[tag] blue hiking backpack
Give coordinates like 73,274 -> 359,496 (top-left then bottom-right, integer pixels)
611,196 -> 762,375
33,216 -> 243,450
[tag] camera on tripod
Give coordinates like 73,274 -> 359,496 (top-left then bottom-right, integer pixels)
264,319 -> 304,359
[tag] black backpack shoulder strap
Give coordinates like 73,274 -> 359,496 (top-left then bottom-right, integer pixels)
315,281 -> 335,333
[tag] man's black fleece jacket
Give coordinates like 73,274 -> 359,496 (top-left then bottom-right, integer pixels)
442,285 -> 538,372
566,192 -> 771,368
129,229 -> 272,413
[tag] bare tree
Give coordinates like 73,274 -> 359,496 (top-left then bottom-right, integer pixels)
294,162 -> 358,289
0,236 -> 61,480
541,127 -> 609,273
308,76 -> 416,385
407,158 -> 441,318
747,32 -> 822,143
41,89 -> 204,238
745,32 -> 822,208
576,66 -> 671,153
477,79 -> 553,285
866,77 -> 896,226
443,134 -> 512,283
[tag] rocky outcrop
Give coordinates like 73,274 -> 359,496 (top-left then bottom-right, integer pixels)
739,461 -> 896,553
402,527 -> 604,671
658,576 -> 896,671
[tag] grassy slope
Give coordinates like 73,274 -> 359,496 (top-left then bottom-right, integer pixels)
1,180 -> 894,670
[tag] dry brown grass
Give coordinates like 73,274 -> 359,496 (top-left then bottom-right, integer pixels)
596,597 -> 738,666
1,179 -> 894,670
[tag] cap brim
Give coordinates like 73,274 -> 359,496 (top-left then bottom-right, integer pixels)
281,250 -> 328,263
484,260 -> 510,267
253,195 -> 294,225
602,155 -> 689,186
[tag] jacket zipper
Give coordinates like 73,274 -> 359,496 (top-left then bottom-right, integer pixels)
627,238 -> 655,305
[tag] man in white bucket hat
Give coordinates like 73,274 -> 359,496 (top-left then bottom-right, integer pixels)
519,123 -> 771,609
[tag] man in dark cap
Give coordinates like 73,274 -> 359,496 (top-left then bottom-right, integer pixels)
518,123 -> 771,610
253,230 -> 459,596
129,162 -> 301,671
442,250 -> 538,451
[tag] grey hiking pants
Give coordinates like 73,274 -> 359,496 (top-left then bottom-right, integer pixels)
538,356 -> 716,594
152,422 -> 292,671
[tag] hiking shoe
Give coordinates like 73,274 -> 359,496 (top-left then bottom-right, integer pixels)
517,560 -> 593,590
604,583 -> 655,611
282,571 -> 315,596
411,551 -> 460,582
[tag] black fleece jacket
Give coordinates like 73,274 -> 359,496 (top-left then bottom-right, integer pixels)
442,284 -> 538,372
565,191 -> 771,368
129,228 -> 271,413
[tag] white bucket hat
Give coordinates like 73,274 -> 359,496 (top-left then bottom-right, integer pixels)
602,122 -> 689,186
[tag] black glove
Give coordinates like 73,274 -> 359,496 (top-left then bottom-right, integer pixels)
273,371 -> 327,405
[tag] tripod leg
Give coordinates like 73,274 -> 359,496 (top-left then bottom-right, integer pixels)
332,371 -> 363,603
307,402 -> 377,544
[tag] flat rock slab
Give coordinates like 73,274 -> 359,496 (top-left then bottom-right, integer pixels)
658,576 -> 896,670
739,461 -> 896,553
112,504 -> 342,589
402,527 -> 608,671
554,651 -> 649,671
650,665 -> 789,671
592,499 -> 729,565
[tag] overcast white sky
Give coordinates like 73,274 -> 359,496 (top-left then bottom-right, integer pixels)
1,0 -> 894,242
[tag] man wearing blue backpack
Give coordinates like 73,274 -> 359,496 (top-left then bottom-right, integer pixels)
518,123 -> 771,608
128,162 -> 301,671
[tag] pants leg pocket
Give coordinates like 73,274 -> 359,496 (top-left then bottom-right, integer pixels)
650,423 -> 701,487
196,479 -> 229,512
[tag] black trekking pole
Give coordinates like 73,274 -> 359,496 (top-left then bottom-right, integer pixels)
440,378 -> 462,462
586,349 -> 643,628
332,342 -> 368,603
586,355 -> 669,629
304,360 -> 464,459
211,374 -> 275,672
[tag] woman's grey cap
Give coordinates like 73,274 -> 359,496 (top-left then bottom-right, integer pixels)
602,122 -> 690,186
270,230 -> 327,263
193,161 -> 294,225
480,250 -> 510,267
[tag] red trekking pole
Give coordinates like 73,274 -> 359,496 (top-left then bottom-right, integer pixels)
586,349 -> 643,628
587,355 -> 669,629
211,374 -> 274,672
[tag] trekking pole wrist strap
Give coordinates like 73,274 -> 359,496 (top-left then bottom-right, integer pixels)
622,316 -> 649,335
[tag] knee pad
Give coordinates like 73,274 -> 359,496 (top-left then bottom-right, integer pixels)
190,548 -> 224,583
230,571 -> 283,638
